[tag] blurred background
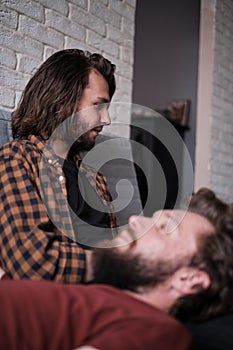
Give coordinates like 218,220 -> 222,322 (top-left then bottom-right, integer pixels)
0,0 -> 232,211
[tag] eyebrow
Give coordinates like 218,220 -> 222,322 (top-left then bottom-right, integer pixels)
96,97 -> 110,103
164,212 -> 181,234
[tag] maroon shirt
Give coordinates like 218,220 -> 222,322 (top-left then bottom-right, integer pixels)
0,280 -> 194,350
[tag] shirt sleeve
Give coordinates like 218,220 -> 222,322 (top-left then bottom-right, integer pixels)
84,320 -> 195,350
0,151 -> 85,283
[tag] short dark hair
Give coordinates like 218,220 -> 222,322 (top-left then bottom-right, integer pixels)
171,188 -> 233,321
188,187 -> 233,234
12,49 -> 116,140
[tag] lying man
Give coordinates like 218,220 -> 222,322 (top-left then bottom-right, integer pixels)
182,188 -> 233,350
0,188 -> 233,350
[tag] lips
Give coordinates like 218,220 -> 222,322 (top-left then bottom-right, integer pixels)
91,126 -> 103,139
93,126 -> 103,133
115,229 -> 133,246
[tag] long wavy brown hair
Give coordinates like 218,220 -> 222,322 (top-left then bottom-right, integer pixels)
12,49 -> 116,140
171,188 -> 233,321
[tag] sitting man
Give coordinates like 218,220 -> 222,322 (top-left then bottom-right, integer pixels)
0,49 -> 117,283
0,188 -> 233,350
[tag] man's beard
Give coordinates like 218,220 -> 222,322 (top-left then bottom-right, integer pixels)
92,248 -> 189,292
68,133 -> 95,157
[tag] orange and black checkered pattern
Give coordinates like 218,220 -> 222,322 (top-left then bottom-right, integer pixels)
0,135 -> 117,282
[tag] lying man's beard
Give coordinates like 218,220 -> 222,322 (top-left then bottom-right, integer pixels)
92,248 -> 186,292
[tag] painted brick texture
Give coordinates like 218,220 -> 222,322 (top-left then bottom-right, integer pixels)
209,0 -> 233,201
0,0 -> 136,126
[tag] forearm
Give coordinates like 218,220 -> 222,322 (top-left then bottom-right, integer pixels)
0,222 -> 86,282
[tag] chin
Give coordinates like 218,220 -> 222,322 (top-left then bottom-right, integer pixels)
68,138 -> 95,155
83,143 -> 95,151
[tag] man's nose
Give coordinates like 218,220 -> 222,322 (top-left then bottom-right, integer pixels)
100,109 -> 111,125
153,210 -> 168,230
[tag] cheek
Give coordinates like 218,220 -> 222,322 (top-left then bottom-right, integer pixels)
144,234 -> 188,261
77,111 -> 101,130
85,108 -> 101,123
133,234 -> 167,258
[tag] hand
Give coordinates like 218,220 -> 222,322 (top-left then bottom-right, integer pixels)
84,250 -> 94,282
0,267 -> 6,279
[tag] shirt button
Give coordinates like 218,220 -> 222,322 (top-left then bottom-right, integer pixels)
48,159 -> 52,164
59,175 -> 64,182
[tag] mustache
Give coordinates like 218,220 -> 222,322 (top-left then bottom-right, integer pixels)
118,226 -> 138,247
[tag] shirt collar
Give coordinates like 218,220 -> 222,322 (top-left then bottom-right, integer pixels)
27,135 -> 82,168
27,135 -> 46,152
27,135 -> 62,167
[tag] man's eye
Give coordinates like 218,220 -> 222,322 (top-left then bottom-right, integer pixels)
97,104 -> 104,111
95,103 -> 109,111
158,226 -> 174,236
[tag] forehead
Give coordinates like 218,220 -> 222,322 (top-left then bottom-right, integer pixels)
86,69 -> 108,90
179,211 -> 215,236
152,209 -> 214,233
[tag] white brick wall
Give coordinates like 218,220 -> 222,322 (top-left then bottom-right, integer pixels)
0,0 -> 136,129
209,0 -> 233,201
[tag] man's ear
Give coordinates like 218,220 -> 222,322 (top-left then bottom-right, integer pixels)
171,267 -> 211,296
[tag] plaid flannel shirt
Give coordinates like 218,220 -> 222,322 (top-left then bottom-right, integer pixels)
0,135 -> 117,283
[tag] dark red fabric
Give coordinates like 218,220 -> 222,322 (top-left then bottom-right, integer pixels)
0,280 -> 194,350
1,273 -> 10,280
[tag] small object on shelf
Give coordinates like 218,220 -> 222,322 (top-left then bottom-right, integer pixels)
156,99 -> 190,127
167,99 -> 190,126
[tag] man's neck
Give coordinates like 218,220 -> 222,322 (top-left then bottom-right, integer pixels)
124,285 -> 174,314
